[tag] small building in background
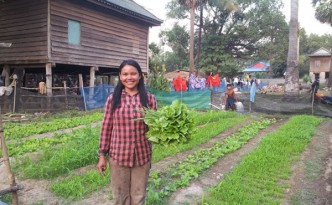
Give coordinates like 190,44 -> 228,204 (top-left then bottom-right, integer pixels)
243,61 -> 270,73
308,47 -> 331,83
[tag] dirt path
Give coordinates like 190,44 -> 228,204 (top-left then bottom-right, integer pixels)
282,119 -> 332,205
166,117 -> 288,205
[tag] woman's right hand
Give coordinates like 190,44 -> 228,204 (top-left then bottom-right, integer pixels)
97,155 -> 107,176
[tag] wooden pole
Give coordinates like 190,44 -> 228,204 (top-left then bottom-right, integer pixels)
0,107 -> 19,204
3,65 -> 10,87
12,79 -> 17,113
45,63 -> 52,97
79,74 -> 87,111
249,101 -> 252,113
311,85 -> 315,115
89,67 -> 96,100
63,81 -> 68,109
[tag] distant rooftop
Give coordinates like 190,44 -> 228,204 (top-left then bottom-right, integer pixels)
94,0 -> 163,26
309,47 -> 331,57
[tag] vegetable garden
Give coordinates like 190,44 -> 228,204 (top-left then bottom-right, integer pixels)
0,108 -> 331,205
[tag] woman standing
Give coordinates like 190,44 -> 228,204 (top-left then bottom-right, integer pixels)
97,59 -> 157,205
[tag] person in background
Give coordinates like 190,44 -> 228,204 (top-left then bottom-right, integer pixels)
233,76 -> 239,88
249,78 -> 259,112
172,71 -> 188,92
206,72 -> 221,91
97,59 -> 157,205
189,70 -> 200,91
223,84 -> 238,111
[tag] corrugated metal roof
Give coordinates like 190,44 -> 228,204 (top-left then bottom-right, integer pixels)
96,0 -> 163,25
309,47 -> 331,57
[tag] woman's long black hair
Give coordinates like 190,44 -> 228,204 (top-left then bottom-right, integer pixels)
111,59 -> 148,113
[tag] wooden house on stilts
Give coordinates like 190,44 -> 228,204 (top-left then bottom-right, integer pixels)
0,0 -> 162,112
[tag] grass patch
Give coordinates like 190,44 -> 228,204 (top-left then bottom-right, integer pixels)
13,127 -> 100,179
202,115 -> 322,205
4,111 -> 103,140
0,193 -> 12,204
50,169 -> 110,200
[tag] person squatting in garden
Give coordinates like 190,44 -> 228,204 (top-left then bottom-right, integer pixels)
223,83 -> 238,111
97,59 -> 157,205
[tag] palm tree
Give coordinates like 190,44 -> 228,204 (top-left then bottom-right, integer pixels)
284,0 -> 300,97
312,0 -> 332,87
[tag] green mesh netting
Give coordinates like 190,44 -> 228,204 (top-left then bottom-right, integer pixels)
149,89 -> 212,109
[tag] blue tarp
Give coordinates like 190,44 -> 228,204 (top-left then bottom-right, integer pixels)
80,84 -> 115,110
243,61 -> 270,72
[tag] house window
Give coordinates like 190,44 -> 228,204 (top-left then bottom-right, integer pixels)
314,60 -> 320,68
326,72 -> 330,79
68,20 -> 81,45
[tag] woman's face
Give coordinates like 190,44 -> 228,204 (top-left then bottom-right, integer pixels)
119,65 -> 141,93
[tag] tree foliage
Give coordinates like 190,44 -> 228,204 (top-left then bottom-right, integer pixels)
164,0 -> 288,77
312,0 -> 332,26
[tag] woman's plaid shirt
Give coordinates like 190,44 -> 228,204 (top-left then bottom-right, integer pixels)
99,91 -> 157,167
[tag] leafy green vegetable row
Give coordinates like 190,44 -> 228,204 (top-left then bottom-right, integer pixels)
4,112 -> 103,140
5,110 -> 241,159
146,118 -> 275,204
13,127 -> 100,179
48,115 -> 247,199
202,115 -> 321,205
1,134 -> 71,157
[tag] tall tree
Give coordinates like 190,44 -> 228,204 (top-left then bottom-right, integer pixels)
312,0 -> 332,87
169,0 -> 196,70
312,0 -> 332,25
159,24 -> 190,70
284,0 -> 300,97
165,0 -> 287,76
189,0 -> 196,70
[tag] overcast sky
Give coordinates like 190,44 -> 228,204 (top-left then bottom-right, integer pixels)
135,0 -> 332,44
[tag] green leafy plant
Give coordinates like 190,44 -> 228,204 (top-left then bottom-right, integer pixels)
143,100 -> 195,146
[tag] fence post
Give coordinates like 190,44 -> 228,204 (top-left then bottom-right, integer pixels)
0,107 -> 19,204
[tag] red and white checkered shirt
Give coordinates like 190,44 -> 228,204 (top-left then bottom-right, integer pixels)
99,91 -> 157,167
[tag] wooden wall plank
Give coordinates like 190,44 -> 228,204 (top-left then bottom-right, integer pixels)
50,0 -> 150,70
0,0 -> 48,64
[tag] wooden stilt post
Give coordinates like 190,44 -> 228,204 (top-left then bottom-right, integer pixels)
12,76 -> 17,113
79,74 -> 87,111
0,107 -> 19,205
63,81 -> 68,109
89,67 -> 96,100
46,63 -> 52,97
46,63 -> 52,112
2,65 -> 10,87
